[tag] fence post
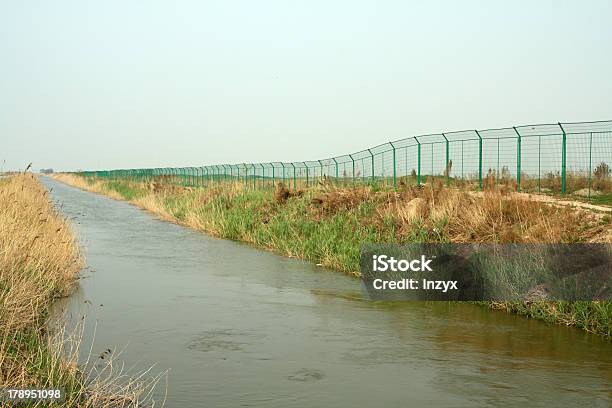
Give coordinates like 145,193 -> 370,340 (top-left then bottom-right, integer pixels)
513,127 -> 522,192
281,163 -> 286,185
558,122 -> 567,194
332,157 -> 340,184
390,142 -> 397,189
475,130 -> 483,190
318,160 -> 323,182
290,163 -> 296,190
260,163 -> 265,190
252,164 -> 256,190
304,162 -> 309,188
441,133 -> 449,186
588,132 -> 592,199
414,137 -> 421,185
246,164 -> 251,187
538,136 -> 541,193
242,163 -> 249,190
271,163 -> 275,186
367,149 -> 374,183
349,154 -> 355,185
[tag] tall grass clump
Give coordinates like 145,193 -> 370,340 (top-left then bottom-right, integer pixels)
1,174 -> 160,406
53,174 -> 611,336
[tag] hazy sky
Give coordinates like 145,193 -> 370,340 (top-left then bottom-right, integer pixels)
1,1 -> 611,172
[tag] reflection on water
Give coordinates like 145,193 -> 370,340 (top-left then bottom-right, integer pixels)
43,177 -> 611,408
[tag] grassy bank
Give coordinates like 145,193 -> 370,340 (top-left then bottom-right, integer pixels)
0,174 -> 157,406
52,174 -> 611,337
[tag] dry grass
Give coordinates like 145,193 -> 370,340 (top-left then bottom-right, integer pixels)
0,174 -> 162,406
0,173 -> 82,344
273,182 -> 304,203
312,179 -> 610,244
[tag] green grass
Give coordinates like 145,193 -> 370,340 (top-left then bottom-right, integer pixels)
575,192 -> 612,206
496,301 -> 611,337
104,180 -> 149,201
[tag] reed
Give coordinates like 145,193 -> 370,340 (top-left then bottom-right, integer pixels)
0,174 -> 161,406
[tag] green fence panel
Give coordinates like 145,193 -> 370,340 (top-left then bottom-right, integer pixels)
72,120 -> 612,201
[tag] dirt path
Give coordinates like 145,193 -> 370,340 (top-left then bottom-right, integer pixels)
512,192 -> 611,213
469,190 -> 610,214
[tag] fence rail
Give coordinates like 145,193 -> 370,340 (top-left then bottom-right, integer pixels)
75,120 -> 612,199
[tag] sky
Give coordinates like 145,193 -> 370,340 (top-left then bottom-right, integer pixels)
1,1 -> 611,172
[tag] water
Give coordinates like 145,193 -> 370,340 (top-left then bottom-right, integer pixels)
42,177 -> 611,408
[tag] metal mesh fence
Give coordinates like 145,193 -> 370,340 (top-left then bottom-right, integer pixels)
77,120 -> 612,199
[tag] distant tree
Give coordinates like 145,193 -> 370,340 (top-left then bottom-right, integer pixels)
594,162 -> 610,180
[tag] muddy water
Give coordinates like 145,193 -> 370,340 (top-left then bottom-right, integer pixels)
43,178 -> 611,408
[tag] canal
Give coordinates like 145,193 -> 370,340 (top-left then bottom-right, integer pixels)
43,177 -> 611,407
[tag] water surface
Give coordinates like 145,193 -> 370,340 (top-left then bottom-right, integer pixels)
43,177 -> 611,408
